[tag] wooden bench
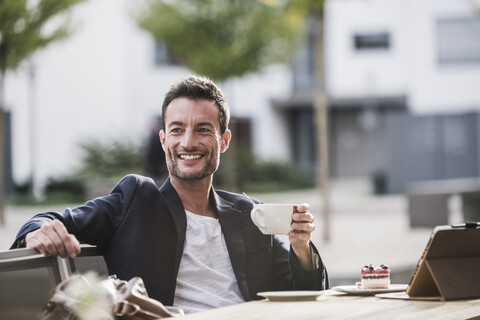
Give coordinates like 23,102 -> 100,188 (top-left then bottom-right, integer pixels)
407,178 -> 480,228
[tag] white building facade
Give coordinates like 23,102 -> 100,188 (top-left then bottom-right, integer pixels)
273,0 -> 480,191
322,0 -> 480,190
325,0 -> 480,114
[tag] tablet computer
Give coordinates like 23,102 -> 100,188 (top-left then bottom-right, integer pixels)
405,223 -> 480,301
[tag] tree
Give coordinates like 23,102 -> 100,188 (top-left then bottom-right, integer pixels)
136,0 -> 306,82
0,0 -> 85,225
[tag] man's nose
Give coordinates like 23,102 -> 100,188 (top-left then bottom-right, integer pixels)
180,129 -> 196,148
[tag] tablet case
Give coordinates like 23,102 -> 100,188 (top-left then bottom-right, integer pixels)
406,223 -> 480,301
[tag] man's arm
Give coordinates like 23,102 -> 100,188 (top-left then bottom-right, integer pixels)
288,241 -> 329,290
11,174 -> 149,257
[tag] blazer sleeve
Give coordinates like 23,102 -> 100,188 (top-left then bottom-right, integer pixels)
266,235 -> 328,293
11,174 -> 142,249
288,242 -> 329,290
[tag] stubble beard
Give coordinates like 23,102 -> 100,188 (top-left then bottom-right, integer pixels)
167,150 -> 220,180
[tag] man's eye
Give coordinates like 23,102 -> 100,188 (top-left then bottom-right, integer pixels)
171,128 -> 182,133
199,128 -> 211,133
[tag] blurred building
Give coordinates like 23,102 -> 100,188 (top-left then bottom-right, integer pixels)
275,0 -> 480,193
4,0 -> 480,194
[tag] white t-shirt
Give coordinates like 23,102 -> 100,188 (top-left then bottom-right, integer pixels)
173,210 -> 245,314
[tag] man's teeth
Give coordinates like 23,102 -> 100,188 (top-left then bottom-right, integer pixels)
180,154 -> 201,160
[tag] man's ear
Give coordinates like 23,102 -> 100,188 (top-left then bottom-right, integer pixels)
220,130 -> 231,153
159,130 -> 166,151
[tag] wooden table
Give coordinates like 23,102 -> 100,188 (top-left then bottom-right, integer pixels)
181,291 -> 480,320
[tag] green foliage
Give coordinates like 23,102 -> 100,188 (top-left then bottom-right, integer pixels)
9,137 -> 314,205
0,0 -> 85,74
77,138 -> 144,178
76,137 -> 313,193
215,147 -> 314,193
44,175 -> 86,202
8,175 -> 85,205
77,138 -> 314,194
294,0 -> 324,13
136,0 -> 307,81
9,138 -> 145,205
45,175 -> 85,197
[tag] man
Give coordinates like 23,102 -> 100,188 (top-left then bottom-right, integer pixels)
12,75 -> 328,313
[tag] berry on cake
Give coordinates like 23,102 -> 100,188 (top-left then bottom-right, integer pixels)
357,264 -> 390,289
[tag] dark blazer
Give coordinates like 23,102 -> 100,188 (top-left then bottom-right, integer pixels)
13,175 -> 328,305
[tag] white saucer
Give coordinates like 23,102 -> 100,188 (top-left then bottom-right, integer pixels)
331,284 -> 408,295
257,290 -> 324,301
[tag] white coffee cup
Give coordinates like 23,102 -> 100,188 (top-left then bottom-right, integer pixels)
250,204 -> 297,235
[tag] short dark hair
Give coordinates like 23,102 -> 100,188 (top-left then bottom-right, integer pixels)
162,75 -> 230,135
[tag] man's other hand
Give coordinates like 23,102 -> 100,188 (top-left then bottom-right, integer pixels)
289,203 -> 315,270
25,220 -> 81,259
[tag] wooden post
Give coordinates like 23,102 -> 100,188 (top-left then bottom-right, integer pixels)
313,10 -> 330,243
0,74 -> 6,226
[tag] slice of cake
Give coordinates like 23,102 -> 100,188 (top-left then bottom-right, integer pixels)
360,264 -> 390,289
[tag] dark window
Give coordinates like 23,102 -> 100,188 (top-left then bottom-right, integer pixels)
354,33 -> 390,50
230,117 -> 252,149
438,17 -> 480,65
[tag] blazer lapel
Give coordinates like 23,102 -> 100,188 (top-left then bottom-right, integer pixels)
159,178 -> 187,279
213,190 -> 250,300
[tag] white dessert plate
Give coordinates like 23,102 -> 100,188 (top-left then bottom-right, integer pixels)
257,290 -> 324,301
331,284 -> 408,295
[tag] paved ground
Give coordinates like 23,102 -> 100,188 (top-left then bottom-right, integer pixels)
1,179 -> 459,286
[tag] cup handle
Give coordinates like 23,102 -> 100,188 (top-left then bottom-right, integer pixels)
251,207 -> 267,229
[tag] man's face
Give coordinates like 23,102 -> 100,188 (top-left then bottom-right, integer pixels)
159,97 -> 231,181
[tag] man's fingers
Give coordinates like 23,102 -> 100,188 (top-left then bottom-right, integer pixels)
26,230 -> 59,256
41,222 -> 73,258
25,221 -> 80,259
292,211 -> 314,223
68,235 -> 81,258
296,203 -> 310,213
50,220 -> 80,258
289,231 -> 311,242
292,221 -> 315,231
25,235 -> 49,256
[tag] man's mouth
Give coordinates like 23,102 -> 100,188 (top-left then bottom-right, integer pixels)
179,154 -> 203,160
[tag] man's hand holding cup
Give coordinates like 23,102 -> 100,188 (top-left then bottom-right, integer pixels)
250,202 -> 315,270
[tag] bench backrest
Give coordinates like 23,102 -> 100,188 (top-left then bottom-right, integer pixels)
0,245 -> 108,320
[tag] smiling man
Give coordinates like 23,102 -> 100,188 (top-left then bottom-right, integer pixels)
161,97 -> 227,182
11,75 -> 328,314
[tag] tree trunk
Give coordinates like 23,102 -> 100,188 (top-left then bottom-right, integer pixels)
313,11 -> 330,243
0,72 -> 6,226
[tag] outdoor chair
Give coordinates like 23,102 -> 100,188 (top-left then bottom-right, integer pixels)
0,244 -> 108,320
